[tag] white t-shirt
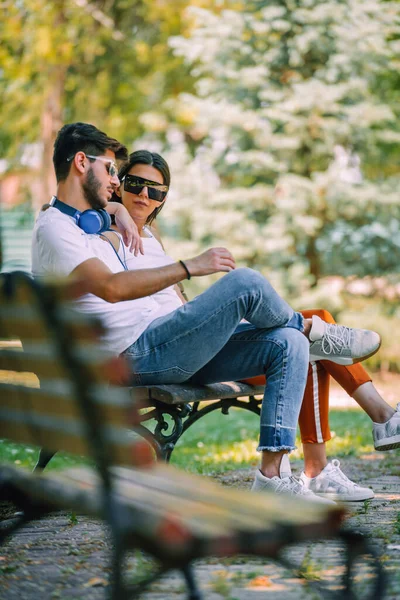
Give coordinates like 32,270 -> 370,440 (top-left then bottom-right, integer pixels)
124,227 -> 183,315
31,208 -> 181,354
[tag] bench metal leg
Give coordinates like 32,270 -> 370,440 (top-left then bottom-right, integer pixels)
110,536 -> 126,600
0,514 -> 25,544
341,530 -> 386,600
33,449 -> 56,471
0,485 -> 51,545
182,565 -> 202,600
139,396 -> 262,463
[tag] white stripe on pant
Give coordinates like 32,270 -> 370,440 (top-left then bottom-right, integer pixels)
311,361 -> 324,443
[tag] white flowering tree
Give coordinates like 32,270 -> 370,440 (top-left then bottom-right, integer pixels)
156,0 -> 400,297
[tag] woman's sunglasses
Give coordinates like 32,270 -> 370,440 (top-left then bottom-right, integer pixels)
123,174 -> 168,202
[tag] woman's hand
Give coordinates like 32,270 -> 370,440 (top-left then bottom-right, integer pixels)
106,202 -> 144,255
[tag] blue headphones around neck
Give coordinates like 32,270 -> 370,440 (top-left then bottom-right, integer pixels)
50,196 -> 112,234
50,196 -> 128,271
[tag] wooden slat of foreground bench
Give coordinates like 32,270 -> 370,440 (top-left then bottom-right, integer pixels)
0,272 -> 385,599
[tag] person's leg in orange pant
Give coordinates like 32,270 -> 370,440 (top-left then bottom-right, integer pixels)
299,309 -> 368,482
298,309 -> 396,500
246,308 -> 394,448
300,310 -> 370,446
300,310 -> 394,443
243,308 -> 396,500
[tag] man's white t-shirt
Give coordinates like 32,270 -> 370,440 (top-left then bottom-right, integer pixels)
31,207 -> 179,354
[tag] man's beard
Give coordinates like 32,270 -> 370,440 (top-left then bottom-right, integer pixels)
82,167 -> 105,210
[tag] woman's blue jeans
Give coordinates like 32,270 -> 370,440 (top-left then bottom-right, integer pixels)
123,268 -> 309,452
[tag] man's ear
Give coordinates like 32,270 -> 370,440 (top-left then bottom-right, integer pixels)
73,151 -> 86,175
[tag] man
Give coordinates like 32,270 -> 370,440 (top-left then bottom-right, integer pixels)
32,122 -> 382,502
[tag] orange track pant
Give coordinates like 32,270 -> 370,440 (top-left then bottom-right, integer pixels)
242,309 -> 371,444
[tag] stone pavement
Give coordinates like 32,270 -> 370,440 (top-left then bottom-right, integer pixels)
0,452 -> 399,600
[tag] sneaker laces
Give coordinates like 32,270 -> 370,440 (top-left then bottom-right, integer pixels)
329,459 -> 360,489
320,324 -> 352,356
276,476 -> 313,496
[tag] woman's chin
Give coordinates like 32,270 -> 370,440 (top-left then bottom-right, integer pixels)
129,211 -> 148,225
129,208 -> 149,221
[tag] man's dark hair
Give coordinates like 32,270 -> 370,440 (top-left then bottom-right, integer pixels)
53,122 -> 128,182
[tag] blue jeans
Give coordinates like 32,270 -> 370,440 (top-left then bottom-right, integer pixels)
123,268 -> 309,452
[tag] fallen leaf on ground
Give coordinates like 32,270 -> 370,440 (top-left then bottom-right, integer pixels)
248,575 -> 273,588
83,577 -> 108,588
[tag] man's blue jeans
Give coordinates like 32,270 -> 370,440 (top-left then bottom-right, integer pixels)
123,268 -> 309,452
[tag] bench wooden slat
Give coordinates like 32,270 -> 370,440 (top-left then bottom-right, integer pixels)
0,383 -> 132,426
0,347 -> 117,385
113,464 -> 339,526
0,464 -> 225,558
1,463 -> 345,546
0,308 -> 103,343
0,278 -> 36,307
0,276 -> 94,308
0,349 -> 70,381
133,381 -> 265,406
0,407 -> 134,466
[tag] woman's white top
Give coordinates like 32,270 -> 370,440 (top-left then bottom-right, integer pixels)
123,225 -> 183,317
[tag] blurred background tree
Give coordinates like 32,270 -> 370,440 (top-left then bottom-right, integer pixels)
0,0 -> 205,207
158,0 -> 400,297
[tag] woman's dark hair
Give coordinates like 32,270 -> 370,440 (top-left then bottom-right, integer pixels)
113,150 -> 171,225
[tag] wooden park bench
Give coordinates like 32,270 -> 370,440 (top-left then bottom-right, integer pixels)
0,271 -> 385,599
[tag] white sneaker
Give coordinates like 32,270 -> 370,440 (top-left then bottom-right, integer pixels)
251,454 -> 336,505
308,315 -> 381,365
300,459 -> 374,502
373,403 -> 400,451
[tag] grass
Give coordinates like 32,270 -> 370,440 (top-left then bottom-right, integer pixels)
297,547 -> 322,581
0,406 -> 376,475
170,407 -> 376,474
394,513 -> 400,536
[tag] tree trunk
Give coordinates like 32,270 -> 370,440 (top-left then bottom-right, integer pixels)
38,70 -> 66,211
306,236 -> 321,287
37,5 -> 67,212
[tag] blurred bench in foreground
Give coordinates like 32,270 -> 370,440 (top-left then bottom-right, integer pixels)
0,272 -> 385,599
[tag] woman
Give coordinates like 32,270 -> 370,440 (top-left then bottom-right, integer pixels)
108,149 -> 399,502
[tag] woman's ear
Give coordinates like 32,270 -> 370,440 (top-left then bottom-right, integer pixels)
114,184 -> 122,198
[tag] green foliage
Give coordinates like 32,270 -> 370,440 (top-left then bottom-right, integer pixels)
0,439 -> 92,471
69,511 -> 78,526
210,571 -> 232,598
394,511 -> 400,535
0,0 -> 197,159
0,408 -> 379,475
297,547 -> 322,581
158,0 -> 400,294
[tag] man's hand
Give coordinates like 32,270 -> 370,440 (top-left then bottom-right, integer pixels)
185,248 -> 236,277
106,202 -> 144,255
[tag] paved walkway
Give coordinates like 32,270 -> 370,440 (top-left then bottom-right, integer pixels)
1,452 -> 399,600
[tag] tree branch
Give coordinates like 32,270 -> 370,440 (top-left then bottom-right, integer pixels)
73,0 -> 125,41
